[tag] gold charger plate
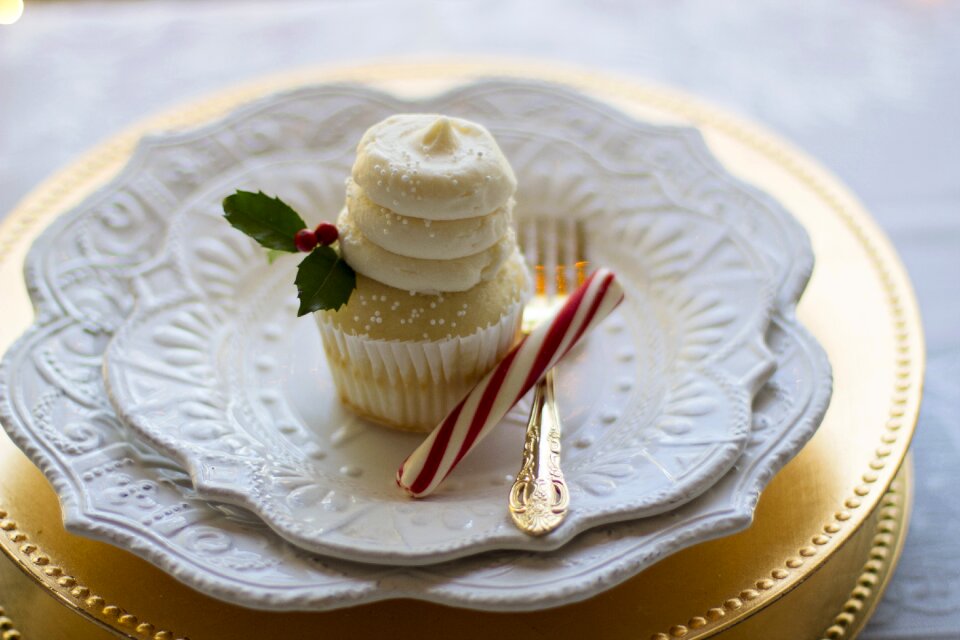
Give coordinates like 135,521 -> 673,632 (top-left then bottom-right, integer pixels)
0,60 -> 922,639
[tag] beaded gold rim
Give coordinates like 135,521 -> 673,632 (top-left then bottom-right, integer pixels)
1,503 -> 180,639
0,60 -> 923,638
647,459 -> 913,640
0,465 -> 913,640
820,459 -> 912,640
613,70 -> 921,638
0,599 -> 24,640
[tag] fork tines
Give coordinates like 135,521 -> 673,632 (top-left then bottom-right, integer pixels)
517,217 -> 589,298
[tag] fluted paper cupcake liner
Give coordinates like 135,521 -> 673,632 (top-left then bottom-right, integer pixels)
315,301 -> 524,432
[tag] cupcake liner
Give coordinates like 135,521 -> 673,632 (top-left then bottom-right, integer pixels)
316,300 -> 525,432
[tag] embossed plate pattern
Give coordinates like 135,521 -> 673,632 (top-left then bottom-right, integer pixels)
0,80 -> 830,609
102,122 -> 776,563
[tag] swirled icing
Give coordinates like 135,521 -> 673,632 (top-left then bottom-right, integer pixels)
338,207 -> 516,294
346,179 -> 513,260
342,114 -> 521,293
352,114 -> 516,220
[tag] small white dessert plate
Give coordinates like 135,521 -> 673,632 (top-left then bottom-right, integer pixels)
0,80 -> 831,609
102,105 -> 776,565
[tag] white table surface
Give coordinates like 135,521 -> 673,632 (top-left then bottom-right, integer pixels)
1,1 -> 958,637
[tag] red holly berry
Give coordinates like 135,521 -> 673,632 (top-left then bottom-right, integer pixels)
315,222 -> 339,246
294,228 -> 318,252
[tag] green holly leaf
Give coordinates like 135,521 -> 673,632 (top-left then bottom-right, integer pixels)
294,245 -> 356,316
265,249 -> 286,264
222,190 -> 306,252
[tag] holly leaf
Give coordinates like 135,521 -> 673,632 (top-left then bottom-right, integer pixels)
294,245 -> 356,316
223,190 -> 306,252
265,249 -> 286,264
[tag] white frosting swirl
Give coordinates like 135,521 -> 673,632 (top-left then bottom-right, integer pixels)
341,114 -> 522,294
352,114 -> 516,220
346,179 -> 513,260
338,206 -> 516,294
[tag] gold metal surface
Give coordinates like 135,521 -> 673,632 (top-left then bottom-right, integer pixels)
0,602 -> 24,640
510,221 -> 582,536
0,60 -> 924,639
708,456 -> 912,640
509,368 -> 569,535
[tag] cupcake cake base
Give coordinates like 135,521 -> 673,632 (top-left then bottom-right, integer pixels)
317,251 -> 529,432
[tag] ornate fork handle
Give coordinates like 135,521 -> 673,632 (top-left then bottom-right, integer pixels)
509,368 -> 569,535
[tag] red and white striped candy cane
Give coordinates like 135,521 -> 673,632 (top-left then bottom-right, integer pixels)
397,268 -> 625,498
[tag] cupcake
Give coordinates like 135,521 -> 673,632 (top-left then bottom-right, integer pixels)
315,114 -> 530,432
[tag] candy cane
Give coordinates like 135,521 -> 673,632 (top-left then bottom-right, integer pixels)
397,268 -> 624,497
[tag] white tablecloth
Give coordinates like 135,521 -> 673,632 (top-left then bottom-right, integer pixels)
1,1 -> 958,636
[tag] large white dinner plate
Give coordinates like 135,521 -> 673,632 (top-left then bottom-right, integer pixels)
101,106 -> 776,563
0,80 -> 830,609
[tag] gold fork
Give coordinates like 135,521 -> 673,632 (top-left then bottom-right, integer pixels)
509,218 -> 588,536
